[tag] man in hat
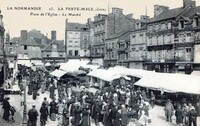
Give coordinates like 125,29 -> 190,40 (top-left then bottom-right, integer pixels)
164,99 -> 174,122
28,105 -> 39,126
2,97 -> 11,121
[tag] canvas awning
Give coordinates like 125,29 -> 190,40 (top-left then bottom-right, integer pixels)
135,73 -> 200,94
50,69 -> 67,78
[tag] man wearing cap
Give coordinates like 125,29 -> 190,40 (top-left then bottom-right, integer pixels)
164,99 -> 174,122
28,105 -> 39,126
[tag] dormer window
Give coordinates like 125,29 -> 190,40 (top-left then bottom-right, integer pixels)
179,20 -> 184,29
193,17 -> 199,27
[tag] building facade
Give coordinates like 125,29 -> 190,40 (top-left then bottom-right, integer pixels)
42,40 -> 66,63
145,0 -> 200,73
65,21 -> 90,59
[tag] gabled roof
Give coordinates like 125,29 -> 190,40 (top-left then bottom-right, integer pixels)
67,22 -> 89,31
42,40 -> 65,52
106,27 -> 134,40
21,37 -> 39,46
28,29 -> 44,39
181,6 -> 200,18
147,7 -> 185,23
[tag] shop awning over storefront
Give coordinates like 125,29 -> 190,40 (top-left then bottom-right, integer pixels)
135,73 -> 200,95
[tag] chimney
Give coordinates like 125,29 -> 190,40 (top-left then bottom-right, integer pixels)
51,30 -> 56,40
140,15 -> 149,20
154,5 -> 169,17
183,0 -> 196,8
112,8 -> 123,14
20,30 -> 28,43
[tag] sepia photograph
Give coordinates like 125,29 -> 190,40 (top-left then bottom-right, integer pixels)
0,0 -> 200,125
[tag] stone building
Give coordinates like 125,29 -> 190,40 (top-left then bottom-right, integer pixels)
145,0 -> 200,73
42,40 -> 65,63
104,28 -> 133,68
92,8 -> 135,67
65,21 -> 90,59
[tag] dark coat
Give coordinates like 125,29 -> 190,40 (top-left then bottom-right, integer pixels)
49,101 -> 57,114
62,107 -> 69,126
81,109 -> 90,126
189,109 -> 198,122
74,106 -> 82,126
28,108 -> 39,122
40,106 -> 48,121
103,109 -> 112,126
2,99 -> 11,121
175,108 -> 184,124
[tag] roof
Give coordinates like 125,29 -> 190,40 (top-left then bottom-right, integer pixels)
67,22 -> 89,31
106,27 -> 134,40
147,7 -> 185,23
147,5 -> 200,24
42,40 -> 65,52
28,29 -> 44,39
21,37 -> 39,46
10,37 -> 20,43
181,6 -> 200,18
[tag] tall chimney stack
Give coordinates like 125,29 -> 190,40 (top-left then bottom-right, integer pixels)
51,30 -> 56,40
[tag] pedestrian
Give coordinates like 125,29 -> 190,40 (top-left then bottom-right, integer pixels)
41,82 -> 46,94
164,99 -> 174,122
42,97 -> 49,108
182,103 -> 189,125
32,80 -> 38,100
150,92 -> 155,108
49,98 -> 57,121
40,103 -> 49,126
49,84 -> 55,99
188,106 -> 198,126
62,105 -> 69,126
138,110 -> 150,126
81,108 -> 90,126
175,104 -> 184,126
74,103 -> 82,126
28,105 -> 39,126
2,97 -> 11,121
121,104 -> 129,126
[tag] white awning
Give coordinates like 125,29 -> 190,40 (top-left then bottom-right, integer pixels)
135,73 -> 200,95
50,69 -> 67,78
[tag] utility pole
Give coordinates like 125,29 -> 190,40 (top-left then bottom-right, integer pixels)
0,10 -> 6,83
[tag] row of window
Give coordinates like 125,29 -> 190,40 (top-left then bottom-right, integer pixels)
95,34 -> 105,43
131,33 -> 145,44
94,24 -> 105,32
148,22 -> 172,32
147,34 -> 174,45
68,32 -> 80,38
105,52 -> 117,59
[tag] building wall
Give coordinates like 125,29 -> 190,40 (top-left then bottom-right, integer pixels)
42,51 -> 66,58
67,31 -> 81,56
80,31 -> 90,57
130,30 -> 146,61
129,62 -> 143,69
17,45 -> 42,59
104,39 -> 118,67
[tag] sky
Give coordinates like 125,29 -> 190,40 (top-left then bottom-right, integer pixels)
0,0 -> 200,40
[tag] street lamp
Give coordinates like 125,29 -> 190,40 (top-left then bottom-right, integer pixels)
22,79 -> 28,125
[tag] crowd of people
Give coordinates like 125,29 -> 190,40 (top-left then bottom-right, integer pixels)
0,64 -> 200,126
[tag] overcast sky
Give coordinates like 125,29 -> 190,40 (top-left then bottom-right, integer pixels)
0,0 -> 200,40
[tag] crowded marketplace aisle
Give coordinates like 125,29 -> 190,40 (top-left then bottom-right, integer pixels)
0,84 -> 199,126
0,62 -> 200,126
